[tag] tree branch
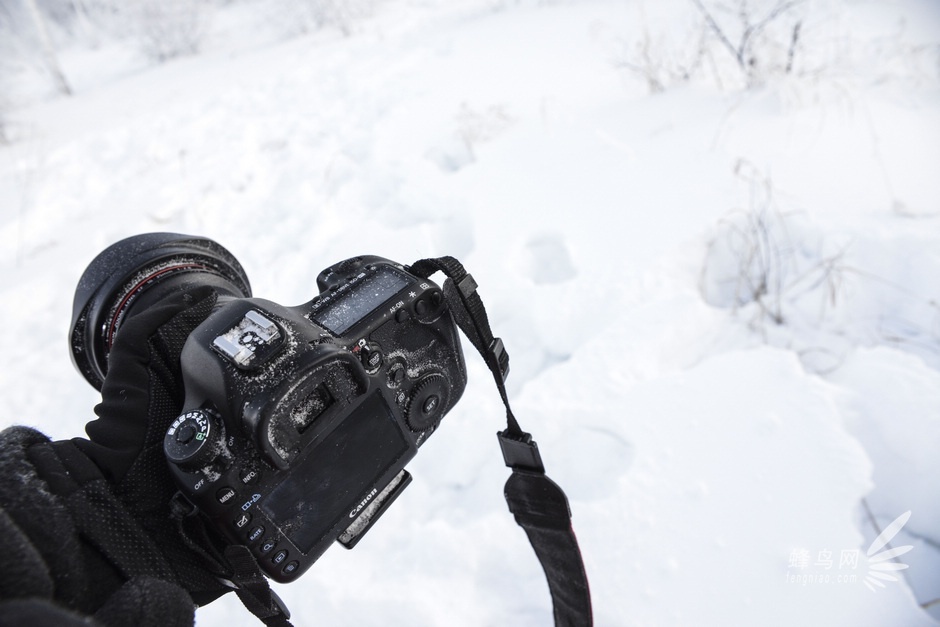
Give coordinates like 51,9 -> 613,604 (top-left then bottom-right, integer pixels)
691,0 -> 745,69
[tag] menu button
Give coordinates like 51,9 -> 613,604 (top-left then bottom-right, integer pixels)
216,487 -> 237,505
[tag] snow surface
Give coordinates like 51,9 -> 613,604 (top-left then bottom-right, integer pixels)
1,0 -> 939,625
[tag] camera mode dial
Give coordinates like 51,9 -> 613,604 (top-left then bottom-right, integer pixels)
406,374 -> 449,432
164,409 -> 225,472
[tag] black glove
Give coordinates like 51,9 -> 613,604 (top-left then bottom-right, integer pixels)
71,285 -> 231,605
0,286 -> 243,627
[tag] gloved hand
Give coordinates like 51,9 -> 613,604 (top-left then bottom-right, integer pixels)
72,285 -> 231,606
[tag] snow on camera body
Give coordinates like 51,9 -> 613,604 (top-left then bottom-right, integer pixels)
68,234 -> 466,585
163,256 -> 467,582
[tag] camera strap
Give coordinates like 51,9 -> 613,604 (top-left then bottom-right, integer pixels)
410,257 -> 593,627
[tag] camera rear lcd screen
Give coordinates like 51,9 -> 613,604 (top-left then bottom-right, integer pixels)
312,267 -> 411,335
260,393 -> 409,554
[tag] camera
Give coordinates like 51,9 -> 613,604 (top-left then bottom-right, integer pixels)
70,233 -> 467,582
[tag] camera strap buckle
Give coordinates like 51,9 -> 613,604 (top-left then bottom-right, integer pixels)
411,256 -> 593,627
497,429 -> 544,474
456,273 -> 478,299
489,337 -> 510,382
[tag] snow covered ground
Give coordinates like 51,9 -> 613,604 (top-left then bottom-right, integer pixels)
1,0 -> 939,625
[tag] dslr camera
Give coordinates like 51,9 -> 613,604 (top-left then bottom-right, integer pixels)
70,233 -> 467,582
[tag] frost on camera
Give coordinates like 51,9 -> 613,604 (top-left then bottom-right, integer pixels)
312,268 -> 410,335
289,383 -> 334,433
212,310 -> 281,367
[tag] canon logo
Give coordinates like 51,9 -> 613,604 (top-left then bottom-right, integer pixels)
349,488 -> 378,518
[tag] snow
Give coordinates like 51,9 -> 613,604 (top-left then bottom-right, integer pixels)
1,0 -> 939,625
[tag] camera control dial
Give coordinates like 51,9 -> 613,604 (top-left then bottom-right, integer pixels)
164,409 -> 225,471
406,374 -> 449,432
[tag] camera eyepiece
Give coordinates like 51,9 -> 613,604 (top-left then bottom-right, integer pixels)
69,233 -> 251,390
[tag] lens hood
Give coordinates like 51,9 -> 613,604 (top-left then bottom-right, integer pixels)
69,233 -> 251,390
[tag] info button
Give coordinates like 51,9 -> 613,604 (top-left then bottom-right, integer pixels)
239,467 -> 261,485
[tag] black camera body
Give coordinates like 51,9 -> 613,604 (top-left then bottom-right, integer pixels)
68,234 -> 467,584
161,255 -> 466,582
161,255 -> 466,581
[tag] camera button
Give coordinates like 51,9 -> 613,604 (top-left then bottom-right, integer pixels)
387,362 -> 406,387
406,373 -> 448,431
283,561 -> 300,575
423,395 -> 440,414
260,538 -> 277,554
216,487 -> 237,506
359,345 -> 383,372
247,526 -> 265,543
414,299 -> 428,316
272,550 -> 288,565
175,424 -> 197,444
239,467 -> 261,485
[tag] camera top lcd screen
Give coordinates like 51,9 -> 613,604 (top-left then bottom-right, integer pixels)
311,267 -> 411,335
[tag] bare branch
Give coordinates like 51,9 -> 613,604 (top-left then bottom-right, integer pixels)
24,0 -> 72,95
691,0 -> 745,69
691,0 -> 806,85
739,0 -> 803,59
785,21 -> 801,74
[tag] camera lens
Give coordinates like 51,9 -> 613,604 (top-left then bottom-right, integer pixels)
69,233 -> 252,390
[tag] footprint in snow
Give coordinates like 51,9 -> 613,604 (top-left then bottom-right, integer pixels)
524,233 -> 577,285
